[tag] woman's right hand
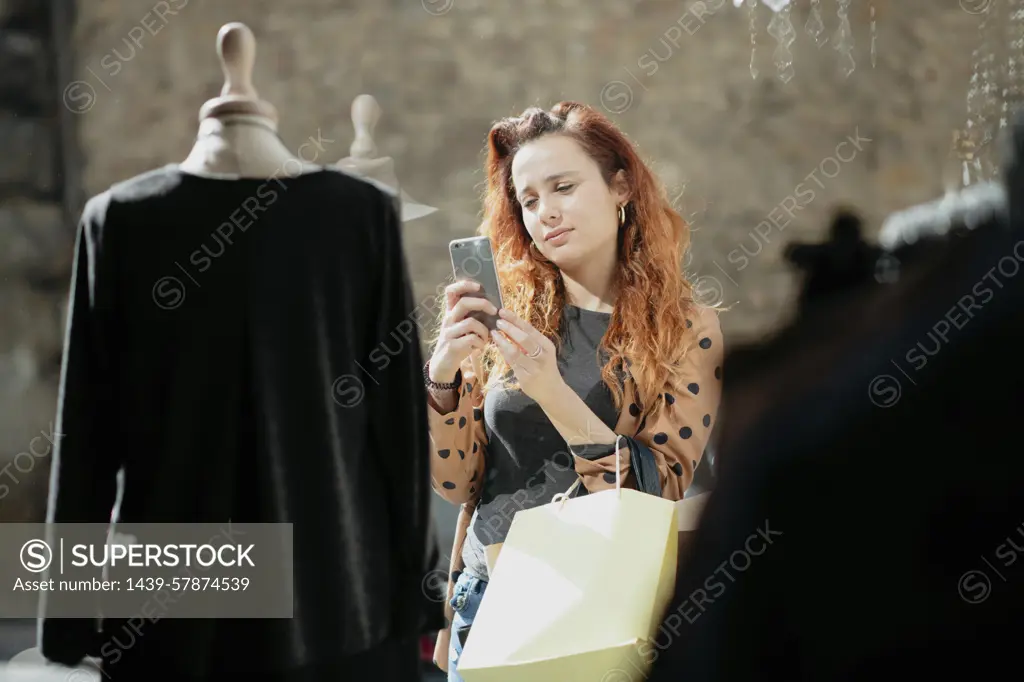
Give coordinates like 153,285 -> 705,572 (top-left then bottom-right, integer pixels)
428,280 -> 497,384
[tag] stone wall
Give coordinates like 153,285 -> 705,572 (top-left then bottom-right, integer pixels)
68,0 -> 985,338
0,0 -> 69,521
0,0 -> 994,517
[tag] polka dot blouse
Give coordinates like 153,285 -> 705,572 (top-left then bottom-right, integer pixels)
426,305 -> 725,504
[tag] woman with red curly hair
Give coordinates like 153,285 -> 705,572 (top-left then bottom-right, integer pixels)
424,101 -> 724,680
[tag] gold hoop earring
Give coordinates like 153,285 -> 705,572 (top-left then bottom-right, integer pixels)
618,204 -> 626,226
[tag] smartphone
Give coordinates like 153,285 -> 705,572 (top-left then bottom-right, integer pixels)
449,236 -> 504,331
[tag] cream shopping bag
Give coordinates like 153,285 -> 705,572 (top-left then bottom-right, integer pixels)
457,439 -> 679,682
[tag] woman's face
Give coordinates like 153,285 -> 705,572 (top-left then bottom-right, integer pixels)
511,134 -> 627,270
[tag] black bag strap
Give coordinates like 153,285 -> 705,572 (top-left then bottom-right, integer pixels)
623,435 -> 663,497
555,435 -> 662,500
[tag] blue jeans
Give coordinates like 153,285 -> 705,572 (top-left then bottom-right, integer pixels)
448,571 -> 489,682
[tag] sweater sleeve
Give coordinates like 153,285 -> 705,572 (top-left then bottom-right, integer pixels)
573,306 -> 725,501
41,193 -> 121,666
427,355 -> 488,505
364,189 -> 435,636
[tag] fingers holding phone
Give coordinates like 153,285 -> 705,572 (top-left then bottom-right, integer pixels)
450,280 -> 499,333
449,236 -> 504,332
431,236 -> 505,384
446,282 -> 496,347
428,280 -> 496,384
444,279 -> 483,311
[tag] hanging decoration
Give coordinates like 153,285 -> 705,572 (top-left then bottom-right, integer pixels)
1001,0 -> 1024,131
721,2 -> 1023,191
833,0 -> 856,78
805,0 -> 827,47
734,0 -> 868,83
768,1 -> 797,83
746,0 -> 759,79
870,1 -> 878,68
952,0 -> 1024,189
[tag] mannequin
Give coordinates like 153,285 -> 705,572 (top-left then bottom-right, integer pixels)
41,22 -> 436,682
336,93 -> 437,221
179,22 -> 318,179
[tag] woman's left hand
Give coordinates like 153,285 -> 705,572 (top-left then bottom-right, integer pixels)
491,309 -> 564,405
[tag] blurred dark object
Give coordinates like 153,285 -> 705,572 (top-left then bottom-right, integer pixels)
783,208 -> 883,314
649,114 -> 1024,681
725,209 -> 888,405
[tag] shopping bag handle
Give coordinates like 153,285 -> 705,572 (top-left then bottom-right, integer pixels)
551,435 -> 625,508
552,478 -> 583,508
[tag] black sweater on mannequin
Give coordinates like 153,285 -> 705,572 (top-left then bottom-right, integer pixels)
40,165 -> 437,680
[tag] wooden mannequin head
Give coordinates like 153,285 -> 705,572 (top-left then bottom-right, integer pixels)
180,22 -> 317,178
197,22 -> 278,125
350,94 -> 380,159
336,93 -> 437,221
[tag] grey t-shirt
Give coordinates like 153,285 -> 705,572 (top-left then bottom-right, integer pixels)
461,305 -> 620,579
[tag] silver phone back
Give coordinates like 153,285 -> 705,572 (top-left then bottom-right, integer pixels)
449,236 -> 503,329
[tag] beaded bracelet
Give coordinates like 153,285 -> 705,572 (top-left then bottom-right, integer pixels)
423,361 -> 461,391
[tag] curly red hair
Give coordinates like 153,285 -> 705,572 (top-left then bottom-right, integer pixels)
455,101 -> 705,423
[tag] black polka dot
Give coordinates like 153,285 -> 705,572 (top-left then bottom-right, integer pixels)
664,393 -> 675,405
438,449 -> 450,459
469,470 -> 477,482
679,426 -> 692,439
603,471 -> 617,484
629,403 -> 641,417
703,414 -> 711,427
653,432 -> 669,445
671,462 -> 684,476
699,337 -> 712,349
715,366 -> 722,380
458,449 -> 465,460
442,481 -> 456,490
473,408 -> 483,421
687,383 -> 699,395
686,319 -> 693,328
451,570 -> 462,583
458,416 -> 467,429
445,417 -> 455,426
472,442 -> 478,453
